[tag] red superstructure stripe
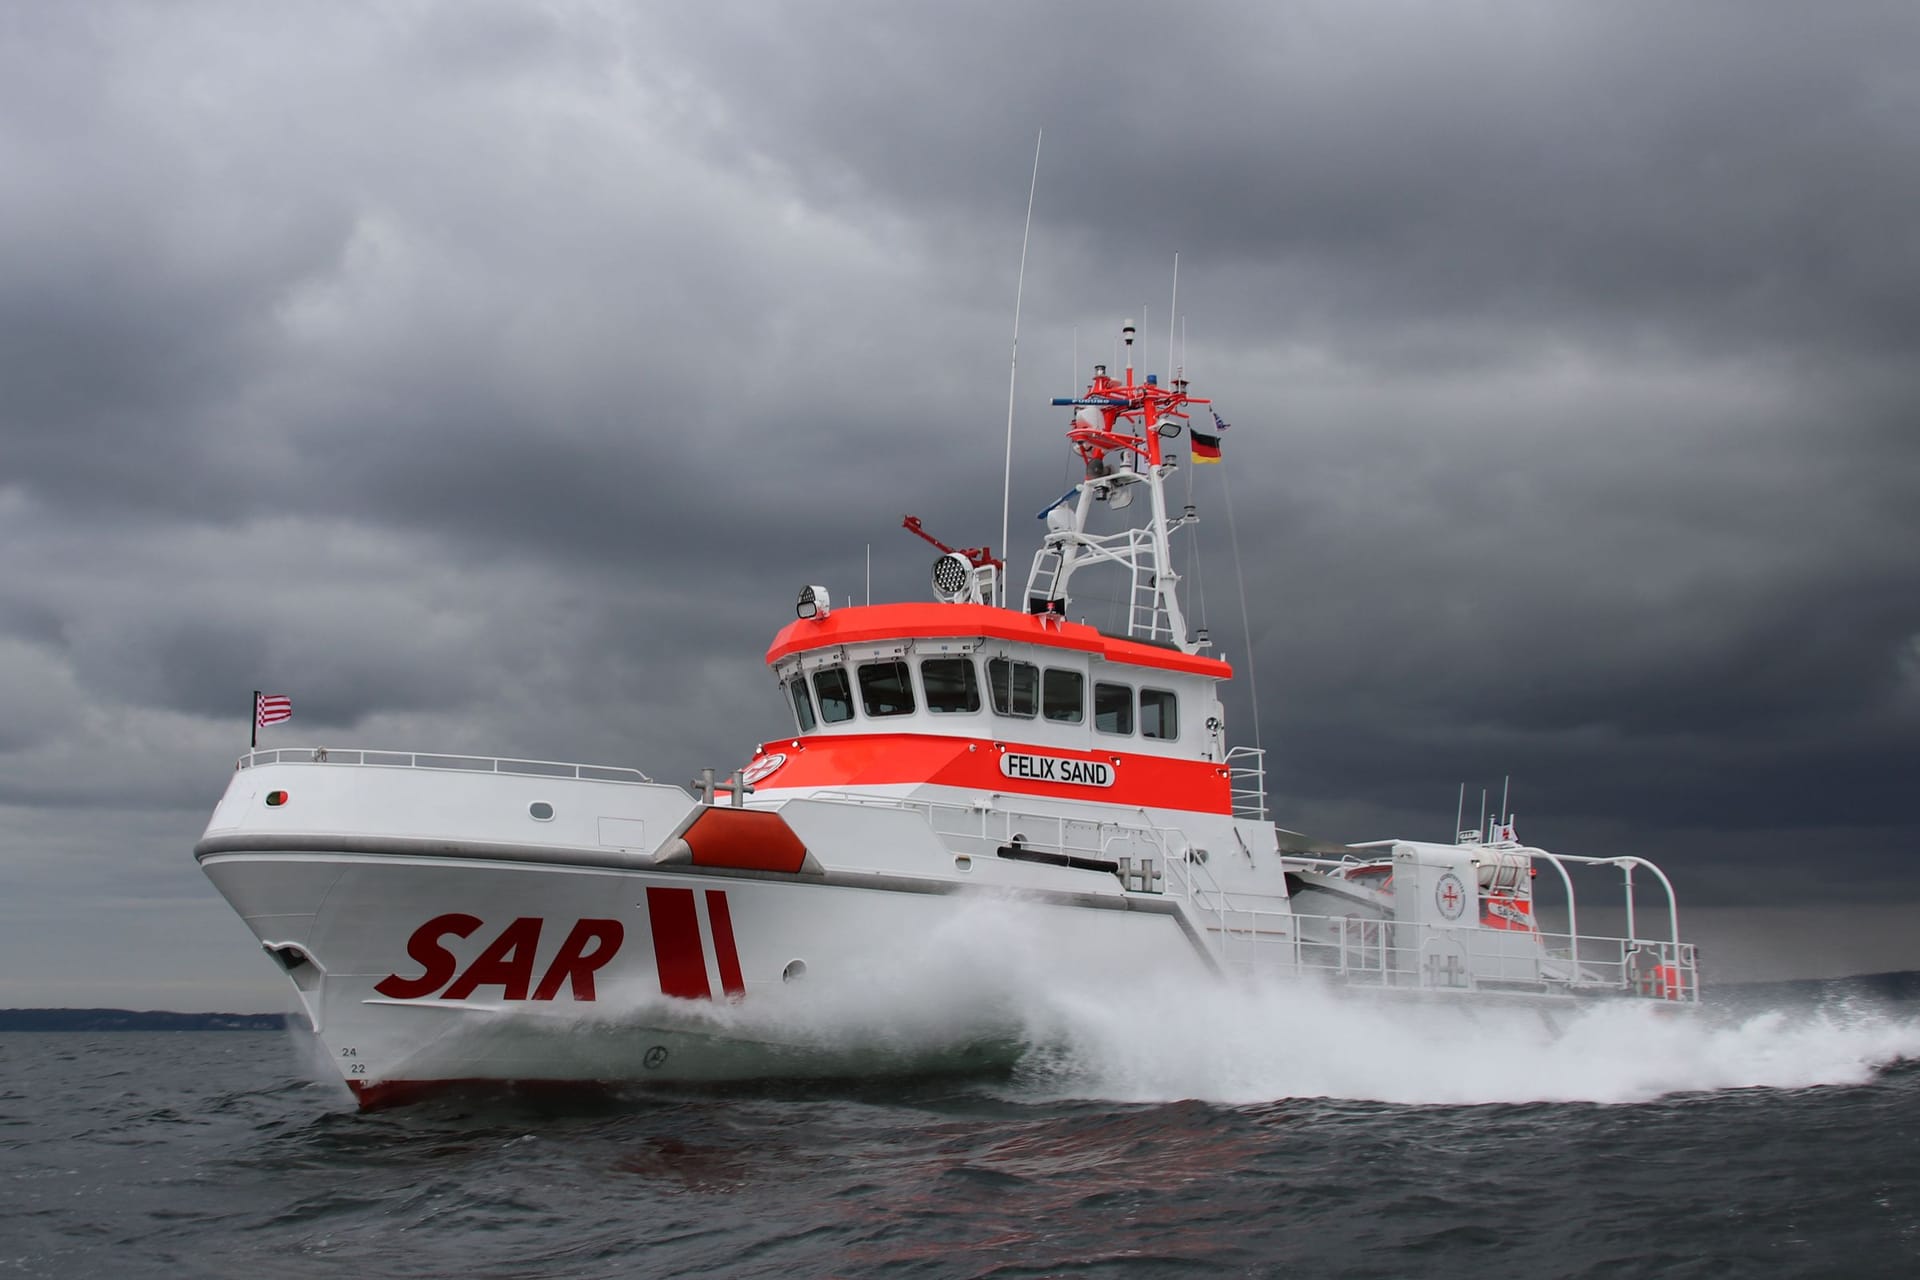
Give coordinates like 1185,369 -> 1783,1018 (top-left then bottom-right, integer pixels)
705,890 -> 746,999
746,733 -> 1233,813
644,887 -> 711,1000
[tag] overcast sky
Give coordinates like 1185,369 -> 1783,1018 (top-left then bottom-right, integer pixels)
3,1 -> 1917,1007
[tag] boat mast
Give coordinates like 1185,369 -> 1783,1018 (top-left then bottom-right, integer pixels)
1024,321 -> 1211,654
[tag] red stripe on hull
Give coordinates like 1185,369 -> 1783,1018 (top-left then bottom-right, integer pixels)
348,1077 -> 620,1111
705,889 -> 746,999
644,886 -> 712,1000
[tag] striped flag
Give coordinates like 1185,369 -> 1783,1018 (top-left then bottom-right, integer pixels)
1190,406 -> 1231,464
255,693 -> 293,727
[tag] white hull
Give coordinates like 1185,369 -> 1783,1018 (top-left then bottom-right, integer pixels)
199,750 -> 1693,1107
202,845 -> 1207,1105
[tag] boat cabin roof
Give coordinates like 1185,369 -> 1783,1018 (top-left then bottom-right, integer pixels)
766,603 -> 1234,679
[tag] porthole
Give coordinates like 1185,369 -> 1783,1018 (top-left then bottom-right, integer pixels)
529,801 -> 555,821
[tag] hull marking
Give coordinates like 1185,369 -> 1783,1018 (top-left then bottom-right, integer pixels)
706,889 -> 746,999
374,914 -> 625,1002
645,887 -> 712,999
643,886 -> 746,1001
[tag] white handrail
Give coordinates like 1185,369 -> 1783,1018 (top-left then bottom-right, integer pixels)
1523,847 -> 1583,961
1225,745 -> 1267,820
1608,855 -> 1683,947
235,747 -> 653,784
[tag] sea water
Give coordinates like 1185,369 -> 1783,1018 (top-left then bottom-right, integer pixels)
3,975 -> 1917,1277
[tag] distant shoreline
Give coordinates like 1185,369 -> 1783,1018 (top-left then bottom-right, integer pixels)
0,1009 -> 294,1032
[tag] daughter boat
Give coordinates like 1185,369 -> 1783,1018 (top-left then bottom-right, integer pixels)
196,324 -> 1698,1107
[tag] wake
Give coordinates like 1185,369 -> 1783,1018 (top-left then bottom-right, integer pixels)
1004,977 -> 1920,1107
288,894 -> 1920,1108
637,896 -> 1920,1106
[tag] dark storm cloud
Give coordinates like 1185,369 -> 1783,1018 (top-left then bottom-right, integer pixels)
642,2 -> 1920,381
1,1 -> 1918,1003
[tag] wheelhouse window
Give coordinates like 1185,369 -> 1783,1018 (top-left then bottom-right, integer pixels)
987,658 -> 1038,718
786,677 -> 817,733
1094,682 -> 1134,735
858,660 -> 916,717
1042,668 -> 1084,723
813,667 -> 855,724
921,658 -> 981,714
1140,688 -> 1179,740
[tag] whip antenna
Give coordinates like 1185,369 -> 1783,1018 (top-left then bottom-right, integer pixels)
1222,465 -> 1263,752
1167,252 -> 1179,377
1000,129 -> 1043,605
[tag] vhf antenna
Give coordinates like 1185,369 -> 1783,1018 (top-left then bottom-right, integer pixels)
999,129 -> 1043,607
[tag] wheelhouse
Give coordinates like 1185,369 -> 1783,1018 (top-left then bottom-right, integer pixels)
755,602 -> 1237,813
767,603 -> 1231,762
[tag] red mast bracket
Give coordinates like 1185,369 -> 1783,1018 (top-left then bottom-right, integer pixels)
901,516 -> 1003,572
1056,368 -> 1210,470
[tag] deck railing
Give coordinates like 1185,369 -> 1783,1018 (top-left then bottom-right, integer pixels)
1156,844 -> 1697,1002
1225,746 -> 1268,821
1193,905 -> 1697,1002
236,747 -> 653,785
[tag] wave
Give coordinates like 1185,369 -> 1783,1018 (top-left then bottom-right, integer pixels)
1005,977 -> 1920,1107
673,895 -> 1920,1107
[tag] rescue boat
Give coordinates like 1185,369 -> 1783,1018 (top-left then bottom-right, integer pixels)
196,323 -> 1698,1108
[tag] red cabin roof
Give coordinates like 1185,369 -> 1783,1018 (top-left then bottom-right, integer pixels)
765,603 -> 1234,679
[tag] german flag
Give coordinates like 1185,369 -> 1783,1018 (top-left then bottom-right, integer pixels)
1189,429 -> 1222,464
